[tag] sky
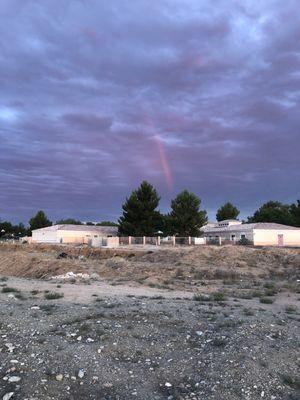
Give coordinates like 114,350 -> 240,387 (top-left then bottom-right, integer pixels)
0,0 -> 300,224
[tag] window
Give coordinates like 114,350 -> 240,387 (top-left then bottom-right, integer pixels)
241,234 -> 246,239
231,235 -> 236,241
94,235 -> 98,238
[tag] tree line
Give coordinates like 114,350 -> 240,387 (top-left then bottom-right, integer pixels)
1,181 -> 299,237
0,211 -> 117,238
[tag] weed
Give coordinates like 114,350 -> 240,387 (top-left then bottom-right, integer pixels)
243,308 -> 255,316
280,374 -> 300,390
15,292 -> 26,300
193,293 -> 210,302
211,338 -> 227,347
44,292 -> 64,300
31,290 -> 39,295
264,282 -> 275,289
259,297 -> 274,304
2,287 -> 19,293
40,304 -> 56,313
285,305 -> 297,314
212,291 -> 227,302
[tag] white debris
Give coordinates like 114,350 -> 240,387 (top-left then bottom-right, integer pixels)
8,376 -> 21,383
51,272 -> 90,280
78,369 -> 85,379
3,393 -> 14,400
5,344 -> 15,353
165,382 -> 172,387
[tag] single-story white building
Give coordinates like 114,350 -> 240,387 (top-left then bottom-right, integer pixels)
202,220 -> 300,247
32,224 -> 118,246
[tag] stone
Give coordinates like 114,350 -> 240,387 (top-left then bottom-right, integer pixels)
55,374 -> 63,381
78,369 -> 84,379
3,393 -> 14,400
8,376 -> 21,383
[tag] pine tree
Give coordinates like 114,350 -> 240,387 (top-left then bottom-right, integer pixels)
118,181 -> 162,236
216,202 -> 240,221
167,190 -> 207,236
29,210 -> 52,232
247,201 -> 293,225
290,200 -> 300,227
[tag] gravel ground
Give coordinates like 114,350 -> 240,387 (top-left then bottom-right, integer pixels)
0,279 -> 299,400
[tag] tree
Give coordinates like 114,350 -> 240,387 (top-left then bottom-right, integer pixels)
56,218 -> 82,225
118,181 -> 162,236
29,210 -> 52,232
167,190 -> 207,236
216,202 -> 240,221
96,221 -> 118,227
247,201 -> 293,225
0,221 -> 28,237
290,200 -> 300,227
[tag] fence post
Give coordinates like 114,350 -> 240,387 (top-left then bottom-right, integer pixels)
188,236 -> 191,245
219,237 -> 222,246
128,236 -> 132,245
143,236 -> 146,245
157,236 -> 161,246
172,236 -> 176,246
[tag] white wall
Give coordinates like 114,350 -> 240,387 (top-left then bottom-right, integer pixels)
32,230 -> 59,243
253,229 -> 300,246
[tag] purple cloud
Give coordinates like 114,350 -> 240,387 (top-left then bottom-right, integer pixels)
0,0 -> 299,223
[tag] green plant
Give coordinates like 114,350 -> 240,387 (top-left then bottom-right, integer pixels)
237,237 -> 251,246
285,305 -> 297,314
280,374 -> 300,390
44,292 -> 64,300
212,291 -> 227,302
193,293 -> 210,302
2,287 -> 19,293
259,297 -> 274,304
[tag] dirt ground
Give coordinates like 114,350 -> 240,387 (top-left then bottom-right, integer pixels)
0,243 -> 299,399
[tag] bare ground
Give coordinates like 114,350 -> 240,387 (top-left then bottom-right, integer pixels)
0,243 -> 299,399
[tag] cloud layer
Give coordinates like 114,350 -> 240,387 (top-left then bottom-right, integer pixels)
0,0 -> 299,223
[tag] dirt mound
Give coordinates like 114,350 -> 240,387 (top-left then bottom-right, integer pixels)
0,243 -> 299,286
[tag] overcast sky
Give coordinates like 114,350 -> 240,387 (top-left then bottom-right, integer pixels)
0,0 -> 299,224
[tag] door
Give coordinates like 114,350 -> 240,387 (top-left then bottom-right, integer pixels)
278,234 -> 284,246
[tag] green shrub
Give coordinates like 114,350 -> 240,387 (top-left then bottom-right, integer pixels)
193,293 -> 210,302
44,292 -> 64,300
2,287 -> 19,293
285,305 -> 297,314
212,291 -> 227,302
237,237 -> 252,246
259,297 -> 274,304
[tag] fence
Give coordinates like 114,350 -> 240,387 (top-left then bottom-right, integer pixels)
206,237 -> 254,246
118,236 -> 253,247
118,236 -> 206,246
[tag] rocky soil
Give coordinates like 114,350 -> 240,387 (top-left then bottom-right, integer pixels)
0,243 -> 299,399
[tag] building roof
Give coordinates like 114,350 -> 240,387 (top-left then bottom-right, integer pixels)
203,222 -> 300,233
32,224 -> 118,235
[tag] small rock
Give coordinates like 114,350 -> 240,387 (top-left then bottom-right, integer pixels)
78,369 -> 84,379
8,376 -> 21,383
55,374 -> 63,381
3,393 -> 14,400
165,382 -> 172,387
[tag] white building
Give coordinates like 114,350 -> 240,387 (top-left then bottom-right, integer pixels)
32,224 -> 118,246
202,220 -> 300,247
